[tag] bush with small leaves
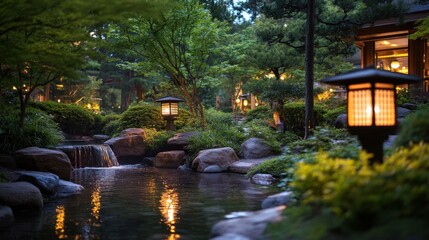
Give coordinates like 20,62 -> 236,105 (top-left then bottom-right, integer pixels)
0,107 -> 63,153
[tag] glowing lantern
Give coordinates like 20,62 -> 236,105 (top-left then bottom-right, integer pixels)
321,68 -> 421,164
156,96 -> 184,131
390,60 -> 400,70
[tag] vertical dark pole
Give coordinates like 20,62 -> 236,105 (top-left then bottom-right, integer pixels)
166,118 -> 175,131
359,134 -> 388,165
304,0 -> 315,139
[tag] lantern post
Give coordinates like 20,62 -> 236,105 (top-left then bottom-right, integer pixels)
321,68 -> 421,164
155,96 -> 184,131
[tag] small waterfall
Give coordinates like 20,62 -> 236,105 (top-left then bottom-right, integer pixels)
57,145 -> 119,168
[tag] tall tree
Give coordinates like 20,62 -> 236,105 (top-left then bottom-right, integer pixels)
0,0 -> 171,127
115,0 -> 231,126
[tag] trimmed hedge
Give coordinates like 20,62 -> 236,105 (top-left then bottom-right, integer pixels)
31,101 -> 96,135
283,101 -> 327,133
118,103 -> 165,131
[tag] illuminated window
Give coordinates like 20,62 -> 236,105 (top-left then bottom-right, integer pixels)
375,37 -> 408,74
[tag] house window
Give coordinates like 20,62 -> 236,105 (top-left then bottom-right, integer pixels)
375,37 -> 408,74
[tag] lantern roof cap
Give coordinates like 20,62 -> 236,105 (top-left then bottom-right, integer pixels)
155,96 -> 185,103
320,68 -> 422,86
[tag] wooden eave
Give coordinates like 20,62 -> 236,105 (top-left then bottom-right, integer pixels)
356,9 -> 429,43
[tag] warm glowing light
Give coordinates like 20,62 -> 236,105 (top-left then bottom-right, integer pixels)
243,99 -> 248,106
161,103 -> 179,116
87,103 -> 92,109
12,86 -> 17,90
348,83 -> 395,127
390,60 -> 400,69
160,186 -> 180,240
91,187 -> 101,220
255,102 -> 259,107
57,99 -> 61,103
382,41 -> 390,45
55,205 -> 67,239
235,98 -> 240,104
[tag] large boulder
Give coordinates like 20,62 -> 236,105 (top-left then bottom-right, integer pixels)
334,114 -> 348,129
16,170 -> 60,195
0,182 -> 43,212
167,131 -> 199,148
0,205 -> 14,228
211,206 -> 285,240
192,147 -> 239,173
55,179 -> 84,198
261,191 -> 294,209
154,151 -> 185,168
14,147 -> 72,180
240,138 -> 272,159
105,128 -> 146,161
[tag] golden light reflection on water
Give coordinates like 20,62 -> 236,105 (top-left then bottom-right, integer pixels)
55,205 -> 66,239
160,185 -> 181,240
91,186 -> 101,226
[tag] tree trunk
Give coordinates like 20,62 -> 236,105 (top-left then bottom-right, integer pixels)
304,0 -> 315,139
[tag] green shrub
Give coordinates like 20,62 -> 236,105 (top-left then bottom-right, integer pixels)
247,154 -> 305,178
187,127 -> 245,157
0,107 -> 63,153
144,128 -> 174,156
276,131 -> 302,145
268,144 -> 429,239
118,103 -> 165,131
174,108 -> 195,129
205,108 -> 234,129
283,101 -> 327,133
245,106 -> 273,123
322,105 -> 346,126
31,101 -> 95,135
286,127 -> 359,159
394,105 -> 429,148
101,113 -> 121,136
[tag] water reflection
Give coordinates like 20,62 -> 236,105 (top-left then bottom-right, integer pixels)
55,205 -> 66,239
160,184 -> 180,240
91,186 -> 101,224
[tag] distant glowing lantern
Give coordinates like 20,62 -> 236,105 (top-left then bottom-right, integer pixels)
390,60 -> 400,70
321,68 -> 421,164
155,96 -> 184,131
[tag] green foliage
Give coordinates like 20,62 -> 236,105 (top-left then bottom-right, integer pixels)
247,154 -> 305,178
243,120 -> 282,154
144,128 -> 174,155
283,101 -> 327,133
101,113 -> 121,136
187,127 -> 245,157
244,78 -> 305,103
118,103 -> 164,131
174,108 -> 195,129
268,144 -> 429,239
276,131 -> 302,145
187,109 -> 244,156
245,106 -> 273,123
0,107 -> 63,153
396,88 -> 412,105
394,105 -> 429,148
322,105 -> 346,126
287,127 -> 359,159
205,108 -> 235,128
30,101 -> 96,135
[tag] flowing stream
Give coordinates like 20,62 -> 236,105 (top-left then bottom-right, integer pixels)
5,165 -> 277,239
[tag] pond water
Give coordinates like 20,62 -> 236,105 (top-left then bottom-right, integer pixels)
4,165 -> 277,240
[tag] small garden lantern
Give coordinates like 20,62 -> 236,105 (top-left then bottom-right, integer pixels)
155,96 -> 184,131
321,68 -> 421,164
